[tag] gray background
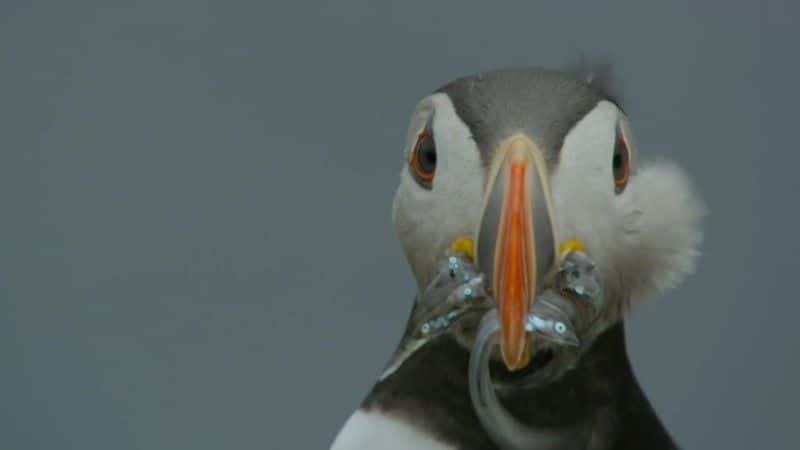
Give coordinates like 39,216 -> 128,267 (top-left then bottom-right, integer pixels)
1,1 -> 798,449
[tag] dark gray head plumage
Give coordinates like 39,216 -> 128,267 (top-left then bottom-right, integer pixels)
437,67 -> 619,168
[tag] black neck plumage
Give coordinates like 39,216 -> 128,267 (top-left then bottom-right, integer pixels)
362,319 -> 677,450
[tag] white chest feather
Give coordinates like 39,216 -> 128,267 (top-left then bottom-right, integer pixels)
331,409 -> 455,450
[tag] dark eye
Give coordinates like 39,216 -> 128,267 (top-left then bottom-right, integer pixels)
410,130 -> 436,186
612,130 -> 631,192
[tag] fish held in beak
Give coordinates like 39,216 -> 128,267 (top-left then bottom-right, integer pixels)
476,135 -> 558,371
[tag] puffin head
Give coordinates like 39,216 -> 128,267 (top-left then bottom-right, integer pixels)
391,68 -> 703,370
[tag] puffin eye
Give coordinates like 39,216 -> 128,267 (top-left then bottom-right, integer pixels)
612,129 -> 631,192
410,129 -> 437,186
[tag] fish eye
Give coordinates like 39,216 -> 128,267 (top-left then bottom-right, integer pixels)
555,322 -> 567,334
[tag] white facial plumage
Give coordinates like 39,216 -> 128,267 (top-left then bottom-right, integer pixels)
552,101 -> 704,312
392,95 -> 704,317
392,93 -> 486,291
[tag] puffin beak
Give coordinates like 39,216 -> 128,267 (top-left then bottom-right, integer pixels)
476,135 -> 558,371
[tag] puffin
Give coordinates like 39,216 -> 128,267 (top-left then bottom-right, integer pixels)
331,67 -> 703,450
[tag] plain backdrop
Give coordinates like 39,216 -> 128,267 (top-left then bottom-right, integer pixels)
1,1 -> 798,449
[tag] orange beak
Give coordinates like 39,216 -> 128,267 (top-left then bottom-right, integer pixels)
476,135 -> 558,371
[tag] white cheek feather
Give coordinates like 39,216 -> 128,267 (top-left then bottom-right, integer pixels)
392,93 -> 485,290
552,102 -> 704,313
615,161 -> 705,300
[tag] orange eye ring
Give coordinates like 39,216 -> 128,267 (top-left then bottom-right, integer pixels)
409,130 -> 436,184
613,132 -> 631,191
